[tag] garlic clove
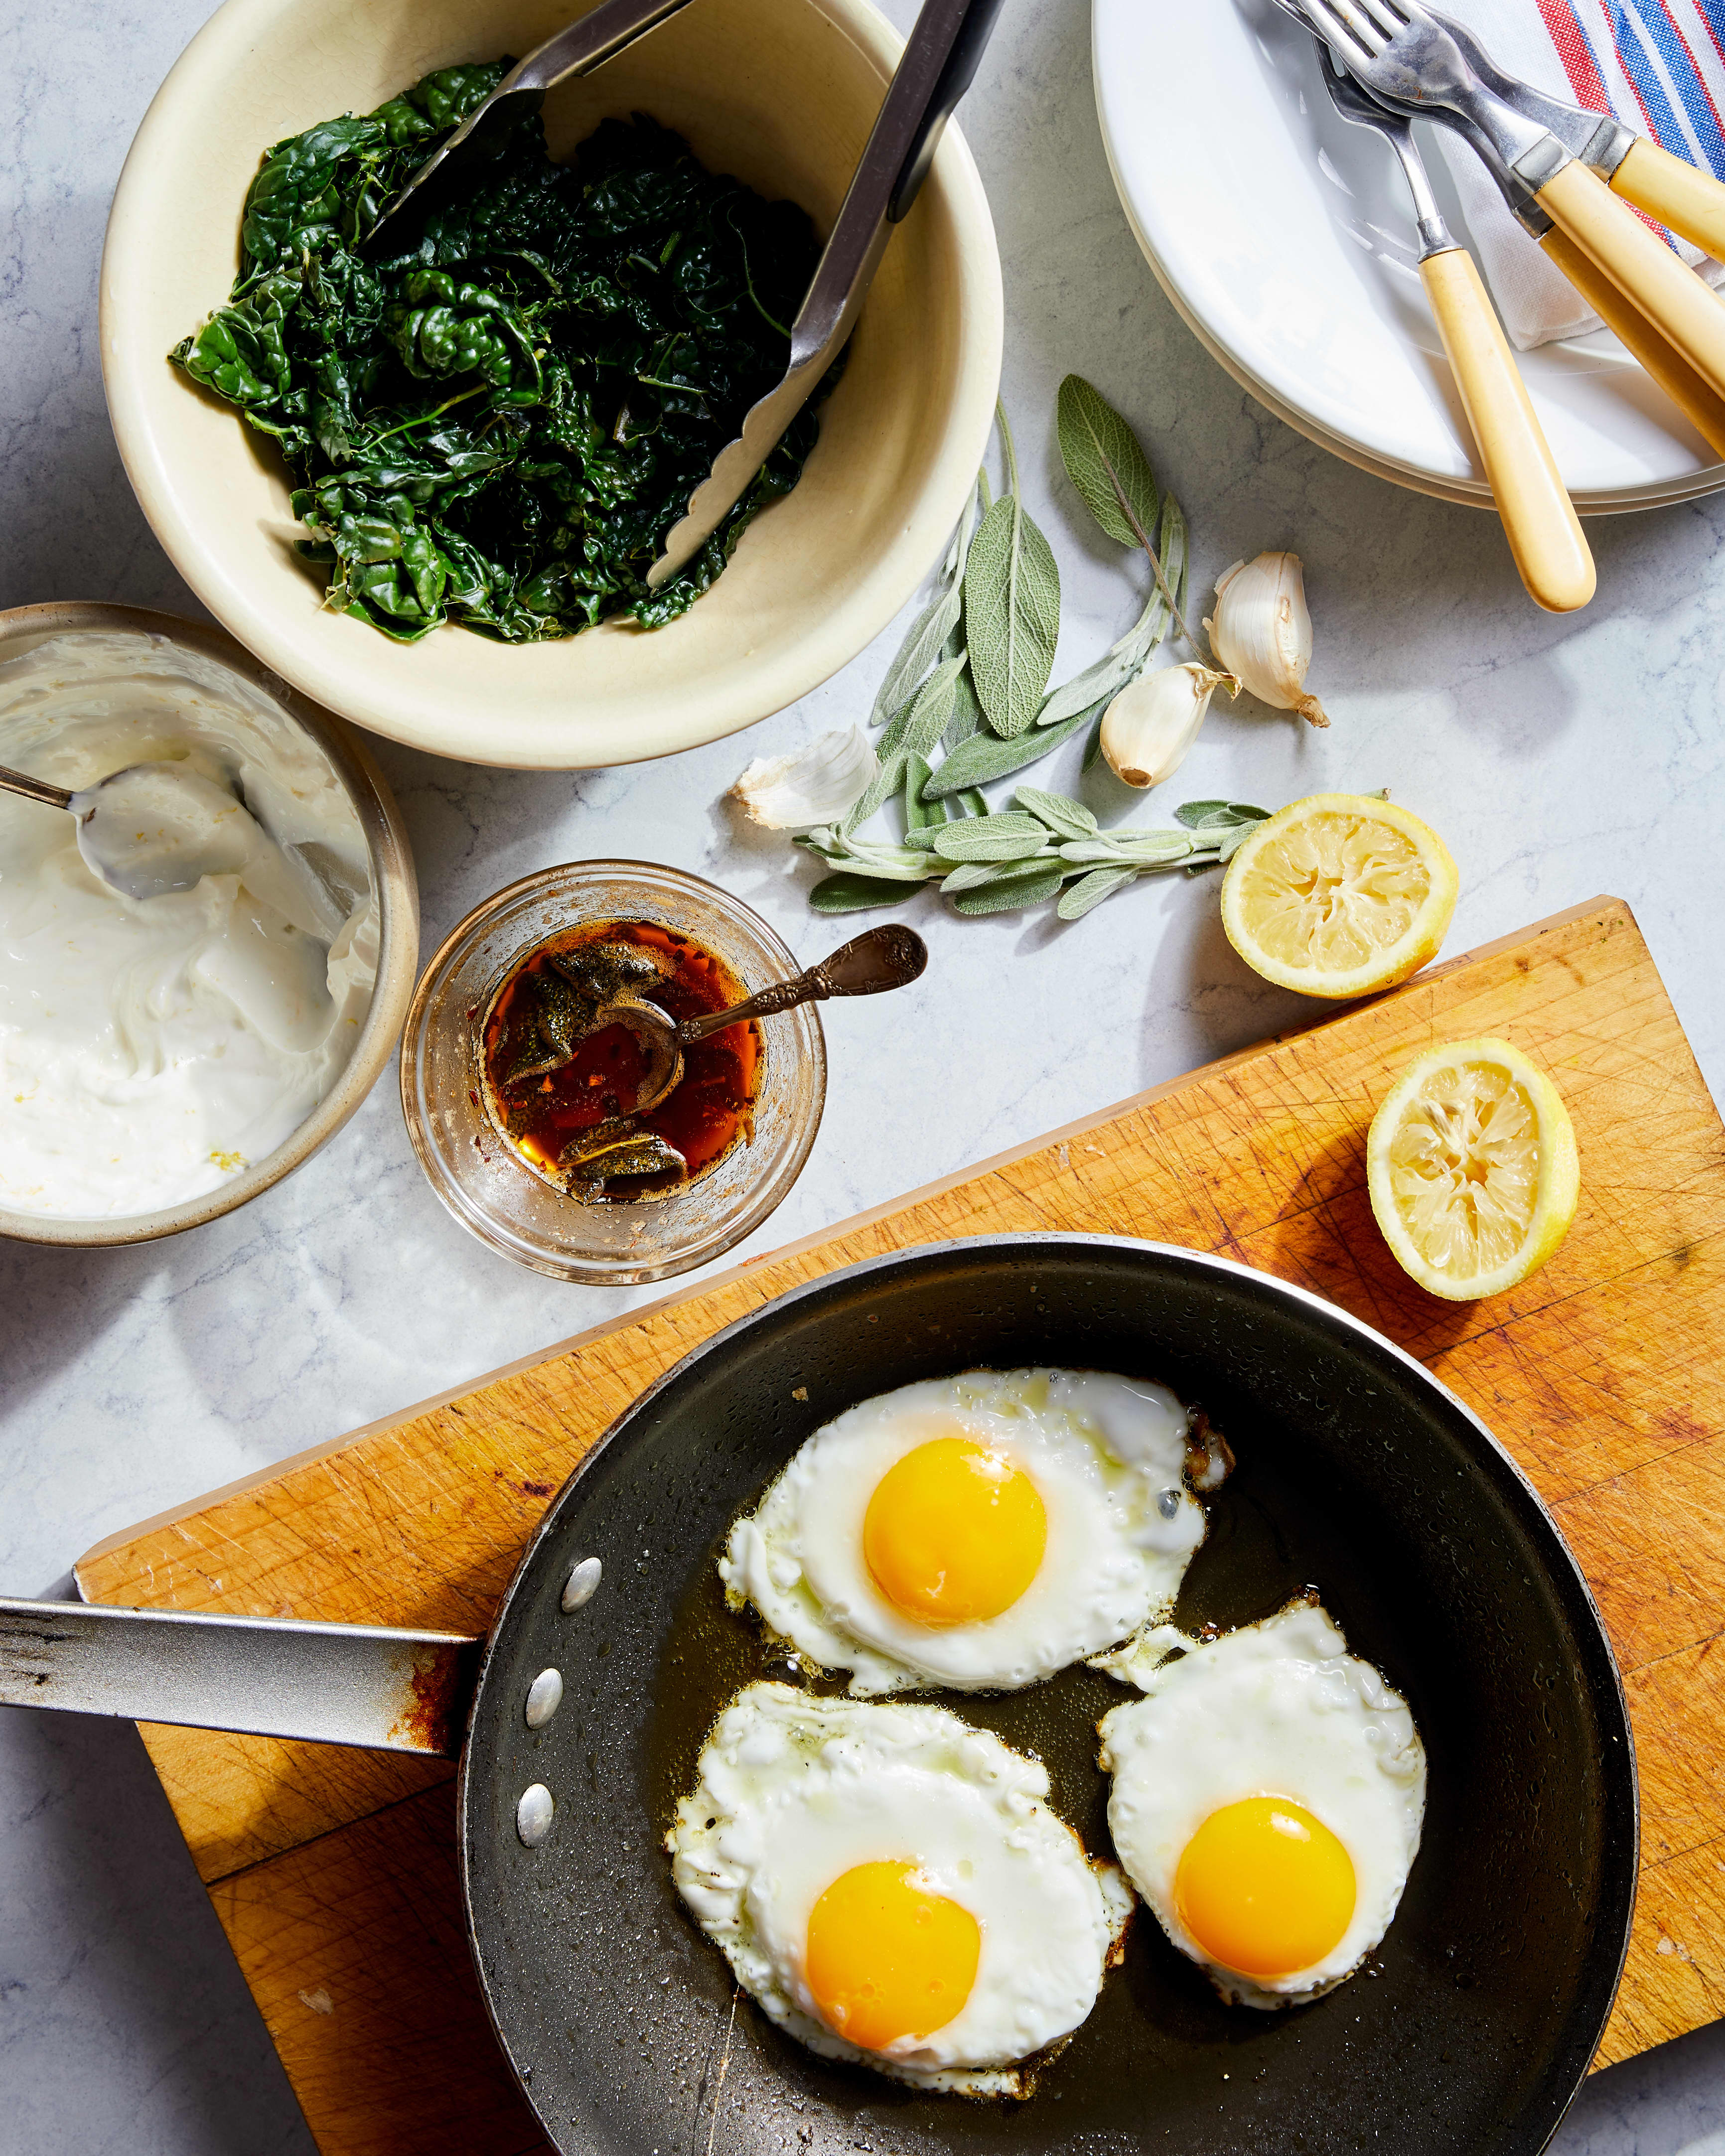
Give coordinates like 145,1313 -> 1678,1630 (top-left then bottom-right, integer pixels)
1100,664 -> 1229,789
1203,551 -> 1329,728
729,725 -> 878,829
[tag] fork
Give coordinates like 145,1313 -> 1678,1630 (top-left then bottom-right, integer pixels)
1316,48 -> 1592,610
1286,0 -> 1725,409
1422,2 -> 1725,264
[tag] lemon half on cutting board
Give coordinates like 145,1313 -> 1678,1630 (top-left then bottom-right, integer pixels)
1367,1038 -> 1580,1301
1220,794 -> 1458,999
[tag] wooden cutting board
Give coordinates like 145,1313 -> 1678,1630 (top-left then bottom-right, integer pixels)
76,896 -> 1725,2156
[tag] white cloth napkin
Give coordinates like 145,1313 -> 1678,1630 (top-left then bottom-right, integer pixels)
1431,0 -> 1725,347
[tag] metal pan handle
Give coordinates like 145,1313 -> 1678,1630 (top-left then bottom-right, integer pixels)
0,1595 -> 480,1757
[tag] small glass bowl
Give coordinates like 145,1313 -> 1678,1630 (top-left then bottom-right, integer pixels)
400,861 -> 826,1284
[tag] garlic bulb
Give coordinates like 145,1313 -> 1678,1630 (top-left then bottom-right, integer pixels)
729,725 -> 877,829
1204,552 -> 1329,727
1100,664 -> 1229,789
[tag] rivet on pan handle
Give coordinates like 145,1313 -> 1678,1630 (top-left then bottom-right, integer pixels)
0,1595 -> 481,1757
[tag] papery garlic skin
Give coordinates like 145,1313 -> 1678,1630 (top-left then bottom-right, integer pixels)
1204,553 -> 1329,728
1100,665 -> 1229,790
729,725 -> 878,829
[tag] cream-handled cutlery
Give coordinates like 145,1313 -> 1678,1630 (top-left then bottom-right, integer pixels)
1267,0 -> 1725,458
1316,1 -> 1725,457
1424,3 -> 1725,265
1316,46 -> 1593,611
1413,97 -> 1725,462
1291,0 -> 1725,413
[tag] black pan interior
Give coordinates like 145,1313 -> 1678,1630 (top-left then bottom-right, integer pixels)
461,1236 -> 1636,2156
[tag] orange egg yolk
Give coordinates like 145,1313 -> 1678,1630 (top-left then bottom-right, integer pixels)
862,1437 -> 1047,1626
1174,1797 -> 1356,1978
804,1862 -> 980,2050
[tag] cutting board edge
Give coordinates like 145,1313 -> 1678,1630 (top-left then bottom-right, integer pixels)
72,891 -> 1625,1584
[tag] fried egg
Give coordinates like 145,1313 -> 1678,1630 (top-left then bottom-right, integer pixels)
719,1369 -> 1214,1694
667,1682 -> 1134,2096
1097,1600 -> 1426,2009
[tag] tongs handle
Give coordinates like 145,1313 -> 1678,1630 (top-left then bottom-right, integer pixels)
793,0 -> 1006,359
1540,230 -> 1725,460
1537,160 -> 1725,407
1609,137 -> 1725,266
1419,248 -> 1595,612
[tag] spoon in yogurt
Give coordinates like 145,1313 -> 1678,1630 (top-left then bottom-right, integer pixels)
0,758 -> 268,902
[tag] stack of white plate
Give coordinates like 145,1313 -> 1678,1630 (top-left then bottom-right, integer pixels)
1093,0 -> 1725,513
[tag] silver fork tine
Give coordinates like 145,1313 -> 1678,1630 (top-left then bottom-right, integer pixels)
1355,0 -> 1409,35
1325,0 -> 1393,48
1296,0 -> 1379,67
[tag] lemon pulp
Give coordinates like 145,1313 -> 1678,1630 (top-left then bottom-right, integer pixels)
1367,1036 -> 1579,1300
1220,793 -> 1457,999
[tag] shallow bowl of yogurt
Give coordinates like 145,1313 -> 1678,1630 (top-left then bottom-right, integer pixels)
0,603 -> 418,1244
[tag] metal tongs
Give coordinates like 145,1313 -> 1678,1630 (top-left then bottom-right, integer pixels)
1283,0 -> 1725,434
368,0 -> 1006,586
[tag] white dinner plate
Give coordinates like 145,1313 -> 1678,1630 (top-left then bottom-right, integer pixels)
1092,0 -> 1725,513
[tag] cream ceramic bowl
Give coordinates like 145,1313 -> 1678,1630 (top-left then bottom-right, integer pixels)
0,603 -> 419,1249
100,0 -> 1003,771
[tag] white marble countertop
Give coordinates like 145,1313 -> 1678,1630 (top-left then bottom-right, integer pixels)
4,0 -> 1725,2147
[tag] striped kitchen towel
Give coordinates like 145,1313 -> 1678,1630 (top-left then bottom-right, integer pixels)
1434,0 -> 1725,346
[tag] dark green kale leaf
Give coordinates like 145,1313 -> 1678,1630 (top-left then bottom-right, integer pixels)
171,70 -> 834,645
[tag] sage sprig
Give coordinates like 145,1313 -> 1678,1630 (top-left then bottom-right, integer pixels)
797,789 -> 1270,918
860,378 -> 1190,804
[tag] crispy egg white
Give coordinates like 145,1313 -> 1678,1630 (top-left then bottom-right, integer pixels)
667,1683 -> 1133,2096
719,1369 -> 1210,1694
1098,1601 -> 1426,2008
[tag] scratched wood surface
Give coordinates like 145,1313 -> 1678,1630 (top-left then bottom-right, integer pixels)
77,897 -> 1725,2155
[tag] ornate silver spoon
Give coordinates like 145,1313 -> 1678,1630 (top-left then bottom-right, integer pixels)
598,923 -> 927,1115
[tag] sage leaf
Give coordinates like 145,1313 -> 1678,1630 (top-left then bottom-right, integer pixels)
1057,375 -> 1160,552
959,788 -> 988,818
1016,787 -> 1098,842
844,657 -> 964,833
944,659 -> 984,750
904,752 -> 951,833
921,704 -> 1092,799
1216,821 -> 1258,863
932,812 -> 1049,863
810,872 -> 914,914
951,863 -> 1067,916
1057,866 -> 1139,920
1036,608 -> 1155,727
1174,799 -> 1232,828
1083,712 -> 1106,772
902,655 -> 966,759
939,860 -> 1013,894
965,494 -> 1061,740
1107,831 -> 1196,864
1036,489 -> 1188,728
871,583 -> 962,727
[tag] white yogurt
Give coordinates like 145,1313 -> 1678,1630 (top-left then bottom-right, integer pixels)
0,631 -> 378,1220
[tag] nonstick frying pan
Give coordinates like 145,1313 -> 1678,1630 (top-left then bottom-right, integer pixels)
0,1236 -> 1637,2156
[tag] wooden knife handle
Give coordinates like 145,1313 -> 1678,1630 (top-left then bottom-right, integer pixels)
1419,248 -> 1595,614
1538,159 -> 1725,409
1541,227 -> 1725,461
1610,136 -> 1725,266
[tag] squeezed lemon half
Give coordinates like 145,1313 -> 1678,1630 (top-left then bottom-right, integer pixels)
1366,1037 -> 1579,1301
1220,794 -> 1458,999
